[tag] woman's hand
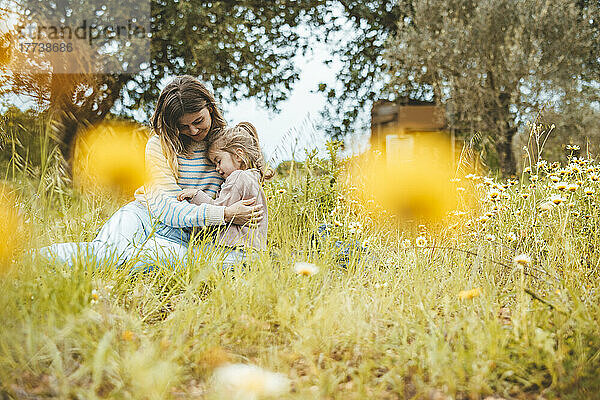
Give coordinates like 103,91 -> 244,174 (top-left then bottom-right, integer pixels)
224,198 -> 264,226
177,189 -> 198,202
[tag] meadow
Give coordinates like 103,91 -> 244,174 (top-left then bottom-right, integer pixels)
0,121 -> 599,400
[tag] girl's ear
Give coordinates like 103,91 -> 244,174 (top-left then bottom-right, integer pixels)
234,148 -> 245,163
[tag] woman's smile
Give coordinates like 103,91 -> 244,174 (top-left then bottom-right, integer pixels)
178,108 -> 212,142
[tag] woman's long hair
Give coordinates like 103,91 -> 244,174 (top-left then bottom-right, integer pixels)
150,75 -> 226,177
208,122 -> 275,182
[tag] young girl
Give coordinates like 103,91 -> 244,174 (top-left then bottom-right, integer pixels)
177,122 -> 273,252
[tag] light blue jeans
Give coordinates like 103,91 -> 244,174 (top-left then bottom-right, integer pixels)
39,201 -> 247,272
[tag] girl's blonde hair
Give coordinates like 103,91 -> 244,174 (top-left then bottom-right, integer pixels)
151,75 -> 226,177
208,122 -> 275,182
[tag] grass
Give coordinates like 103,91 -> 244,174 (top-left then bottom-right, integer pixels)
0,124 -> 599,399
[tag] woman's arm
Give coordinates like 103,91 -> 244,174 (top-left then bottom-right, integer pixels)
142,137 -> 263,227
186,170 -> 264,225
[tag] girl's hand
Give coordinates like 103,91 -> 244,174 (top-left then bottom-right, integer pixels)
224,198 -> 264,226
177,189 -> 198,202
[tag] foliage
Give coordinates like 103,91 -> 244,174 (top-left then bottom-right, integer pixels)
384,0 -> 600,175
315,0 -> 405,142
0,106 -> 56,177
2,0 -> 327,160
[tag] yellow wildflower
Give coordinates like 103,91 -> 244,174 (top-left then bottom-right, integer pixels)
73,122 -> 147,197
550,194 -> 566,205
555,182 -> 568,191
458,287 -> 482,300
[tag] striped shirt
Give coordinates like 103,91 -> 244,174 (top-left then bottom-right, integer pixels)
134,135 -> 226,228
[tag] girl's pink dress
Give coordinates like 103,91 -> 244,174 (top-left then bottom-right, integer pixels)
189,168 -> 268,250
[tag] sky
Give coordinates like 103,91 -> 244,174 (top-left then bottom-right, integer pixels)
221,41 -> 370,164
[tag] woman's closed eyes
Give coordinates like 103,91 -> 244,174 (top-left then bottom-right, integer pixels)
179,118 -> 204,132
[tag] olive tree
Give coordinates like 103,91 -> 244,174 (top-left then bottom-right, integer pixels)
385,0 -> 600,174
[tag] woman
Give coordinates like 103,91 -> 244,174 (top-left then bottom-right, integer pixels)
42,75 -> 263,270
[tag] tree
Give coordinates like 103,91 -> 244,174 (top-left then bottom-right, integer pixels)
2,0 -> 327,163
384,0 -> 600,175
315,0 -> 405,141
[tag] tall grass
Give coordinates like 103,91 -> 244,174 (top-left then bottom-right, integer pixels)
0,119 -> 599,399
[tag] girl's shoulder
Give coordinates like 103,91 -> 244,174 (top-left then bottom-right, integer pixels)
225,169 -> 261,185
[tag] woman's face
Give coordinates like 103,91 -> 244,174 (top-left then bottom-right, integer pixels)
177,108 -> 212,142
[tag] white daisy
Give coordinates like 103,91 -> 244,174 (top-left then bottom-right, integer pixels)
293,262 -> 319,276
513,254 -> 531,267
212,363 -> 290,399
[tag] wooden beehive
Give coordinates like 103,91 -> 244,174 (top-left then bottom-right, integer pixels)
370,99 -> 451,164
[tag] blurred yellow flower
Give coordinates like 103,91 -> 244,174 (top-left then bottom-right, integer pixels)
73,122 -> 148,197
0,188 -> 28,273
348,133 -> 459,222
122,330 -> 135,341
458,287 -> 481,300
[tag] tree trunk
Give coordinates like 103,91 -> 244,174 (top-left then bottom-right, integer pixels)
490,89 -> 517,176
496,125 -> 517,176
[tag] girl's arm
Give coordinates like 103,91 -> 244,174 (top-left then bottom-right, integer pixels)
189,170 -> 258,207
142,136 -> 226,228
